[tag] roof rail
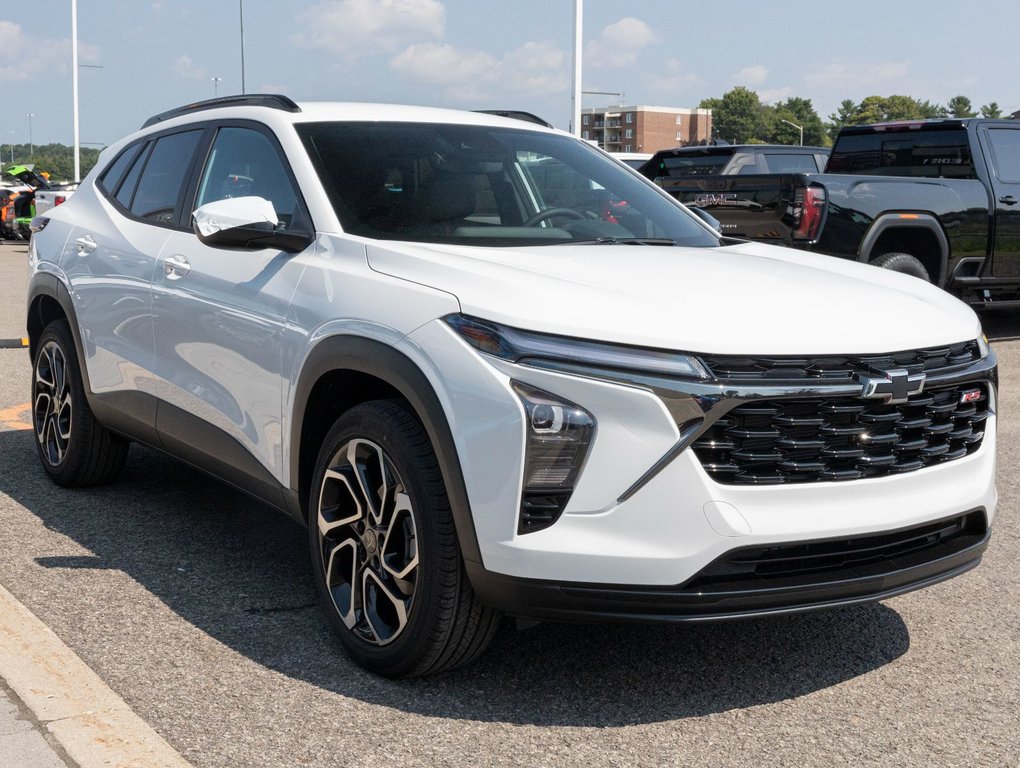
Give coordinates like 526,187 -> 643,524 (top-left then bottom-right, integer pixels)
474,110 -> 554,129
141,94 -> 301,129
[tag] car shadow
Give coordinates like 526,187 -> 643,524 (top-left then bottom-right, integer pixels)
0,428 -> 909,727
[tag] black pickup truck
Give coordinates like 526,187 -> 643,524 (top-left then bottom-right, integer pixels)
638,120 -> 1020,308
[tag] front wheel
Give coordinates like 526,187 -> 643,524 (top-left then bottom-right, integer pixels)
309,400 -> 499,677
870,252 -> 931,282
32,319 -> 128,486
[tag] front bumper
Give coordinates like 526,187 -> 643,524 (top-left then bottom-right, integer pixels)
467,510 -> 989,622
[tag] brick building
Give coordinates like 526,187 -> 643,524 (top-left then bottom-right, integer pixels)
580,105 -> 713,153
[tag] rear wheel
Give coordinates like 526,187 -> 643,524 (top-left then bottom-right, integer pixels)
32,319 -> 128,486
309,400 -> 499,677
870,252 -> 931,282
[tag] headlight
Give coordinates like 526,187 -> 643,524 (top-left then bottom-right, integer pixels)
444,314 -> 709,380
977,335 -> 990,358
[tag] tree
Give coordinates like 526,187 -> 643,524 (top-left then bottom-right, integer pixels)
980,102 -> 1003,118
771,97 -> 828,146
946,95 -> 977,118
827,99 -> 859,141
700,87 -> 766,144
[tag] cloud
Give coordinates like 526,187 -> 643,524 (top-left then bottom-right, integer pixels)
585,18 -> 657,69
389,40 -> 567,102
732,65 -> 768,86
805,60 -> 910,87
647,58 -> 703,94
0,20 -> 101,79
759,86 -> 795,104
297,0 -> 445,57
174,55 -> 207,80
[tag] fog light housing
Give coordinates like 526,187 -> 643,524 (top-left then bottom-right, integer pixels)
511,381 -> 595,534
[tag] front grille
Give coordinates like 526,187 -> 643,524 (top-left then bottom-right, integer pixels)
693,383 -> 988,485
700,340 -> 981,382
683,511 -> 987,594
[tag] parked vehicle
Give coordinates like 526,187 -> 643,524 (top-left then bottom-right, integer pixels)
609,151 -> 652,169
639,144 -> 829,178
640,120 -> 1020,309
27,96 -> 997,677
2,165 -> 75,238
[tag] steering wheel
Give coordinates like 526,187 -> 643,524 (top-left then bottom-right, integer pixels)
523,207 -> 586,227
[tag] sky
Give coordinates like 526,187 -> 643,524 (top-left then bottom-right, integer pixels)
2,0 -> 1018,149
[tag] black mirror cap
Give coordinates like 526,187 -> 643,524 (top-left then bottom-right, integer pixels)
194,220 -> 314,254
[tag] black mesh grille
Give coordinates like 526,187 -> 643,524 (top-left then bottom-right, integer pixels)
693,383 -> 988,485
683,511 -> 987,593
700,340 -> 981,382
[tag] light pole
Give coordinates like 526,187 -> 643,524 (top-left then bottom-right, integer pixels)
570,0 -> 582,135
8,131 -> 13,164
27,114 -> 34,158
780,118 -> 803,146
212,77 -> 222,97
239,0 -> 247,94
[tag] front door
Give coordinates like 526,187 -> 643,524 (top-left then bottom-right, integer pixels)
151,124 -> 312,501
980,125 -> 1020,279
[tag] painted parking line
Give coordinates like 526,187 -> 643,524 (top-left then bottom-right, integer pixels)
0,402 -> 32,431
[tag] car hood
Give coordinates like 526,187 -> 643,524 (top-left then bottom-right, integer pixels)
366,239 -> 981,355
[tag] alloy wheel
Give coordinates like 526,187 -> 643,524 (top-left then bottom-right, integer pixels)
316,438 -> 419,646
34,340 -> 73,467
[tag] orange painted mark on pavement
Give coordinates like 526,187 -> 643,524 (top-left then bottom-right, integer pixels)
0,402 -> 32,431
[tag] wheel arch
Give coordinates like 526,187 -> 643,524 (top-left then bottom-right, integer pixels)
26,273 -> 91,389
290,335 -> 482,565
858,214 -> 949,286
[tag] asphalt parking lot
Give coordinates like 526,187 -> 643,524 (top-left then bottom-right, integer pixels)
0,239 -> 1018,767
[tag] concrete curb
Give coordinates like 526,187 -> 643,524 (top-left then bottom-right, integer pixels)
0,584 -> 193,768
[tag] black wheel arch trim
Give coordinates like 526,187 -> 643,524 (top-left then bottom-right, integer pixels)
290,334 -> 483,565
857,213 -> 950,285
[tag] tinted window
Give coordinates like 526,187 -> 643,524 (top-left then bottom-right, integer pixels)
762,153 -> 821,173
655,152 -> 731,176
129,130 -> 203,224
827,128 -> 976,178
115,143 -> 151,209
195,127 -> 300,225
986,129 -> 1020,183
298,121 -> 719,248
98,143 -> 142,195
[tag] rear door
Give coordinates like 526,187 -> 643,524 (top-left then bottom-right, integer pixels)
64,128 -> 204,440
979,125 -> 1020,278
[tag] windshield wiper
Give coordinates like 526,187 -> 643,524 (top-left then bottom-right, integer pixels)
581,237 -> 678,246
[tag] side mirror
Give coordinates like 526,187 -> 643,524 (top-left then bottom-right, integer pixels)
193,196 -> 313,253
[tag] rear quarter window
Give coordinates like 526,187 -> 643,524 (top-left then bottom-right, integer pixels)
827,128 -> 976,179
761,153 -> 822,173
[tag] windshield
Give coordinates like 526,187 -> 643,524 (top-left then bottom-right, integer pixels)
296,121 -> 719,247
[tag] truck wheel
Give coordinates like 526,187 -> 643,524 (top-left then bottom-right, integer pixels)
309,400 -> 500,677
32,319 -> 129,486
870,252 -> 930,282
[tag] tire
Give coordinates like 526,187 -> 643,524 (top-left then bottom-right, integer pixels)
869,252 -> 931,282
309,400 -> 500,677
32,319 -> 128,486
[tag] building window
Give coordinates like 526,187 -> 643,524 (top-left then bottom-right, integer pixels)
625,129 -> 633,139
676,131 -> 683,141
676,115 -> 683,125
625,144 -> 633,152
583,115 -> 590,125
626,112 -> 633,124
582,130 -> 589,140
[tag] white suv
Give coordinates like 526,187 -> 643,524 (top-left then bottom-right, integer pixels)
26,96 -> 997,677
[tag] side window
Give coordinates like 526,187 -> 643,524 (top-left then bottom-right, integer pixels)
194,127 -> 299,226
129,130 -> 203,224
114,143 -> 151,210
986,129 -> 1020,183
762,153 -> 821,173
98,143 -> 142,195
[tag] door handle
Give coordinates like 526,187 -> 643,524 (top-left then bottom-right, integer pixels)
163,254 -> 191,280
74,234 -> 97,257
1000,195 -> 1018,206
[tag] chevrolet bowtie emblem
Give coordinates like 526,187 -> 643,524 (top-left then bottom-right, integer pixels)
858,368 -> 926,404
